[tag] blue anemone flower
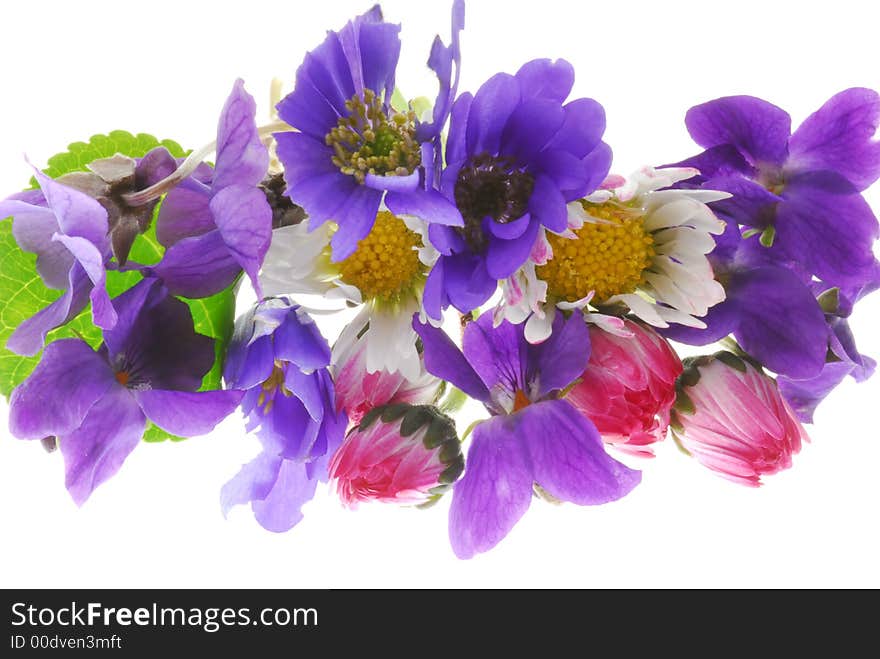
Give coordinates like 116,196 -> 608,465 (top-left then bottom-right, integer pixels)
422,58 -> 611,319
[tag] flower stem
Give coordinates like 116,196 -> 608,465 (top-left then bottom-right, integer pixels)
122,120 -> 293,206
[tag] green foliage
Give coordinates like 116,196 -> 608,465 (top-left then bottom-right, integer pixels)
31,131 -> 187,186
1,132 -> 238,443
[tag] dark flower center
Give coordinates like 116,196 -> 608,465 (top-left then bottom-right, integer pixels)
261,173 -> 307,229
58,154 -> 157,266
453,153 -> 535,252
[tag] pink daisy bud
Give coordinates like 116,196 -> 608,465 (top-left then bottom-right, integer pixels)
329,404 -> 464,508
567,319 -> 682,456
671,352 -> 809,487
332,335 -> 441,427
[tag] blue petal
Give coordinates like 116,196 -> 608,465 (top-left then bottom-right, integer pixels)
732,266 -> 827,379
60,386 -> 146,506
6,266 -> 91,356
546,97 -> 606,160
485,218 -> 540,279
518,399 -> 641,504
500,98 -> 566,164
251,459 -> 321,533
444,253 -> 498,313
667,144 -> 756,183
485,213 -> 530,240
273,312 -> 332,371
685,95 -> 792,167
448,414 -> 533,559
384,188 -> 464,226
702,175 -> 781,227
787,87 -> 880,191
778,361 -> 856,424
224,334 -> 275,390
328,185 -> 384,261
465,73 -> 521,156
151,230 -> 243,299
527,313 -> 591,398
212,79 -> 269,190
528,175 -> 567,232
9,338 -> 115,440
416,0 -> 465,142
210,184 -> 273,298
445,93 -> 473,166
515,58 -> 574,103
134,389 -> 244,437
412,316 -> 490,402
775,175 -> 879,288
462,313 -> 527,398
580,141 -> 613,196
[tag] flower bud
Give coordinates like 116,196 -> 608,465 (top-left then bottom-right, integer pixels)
671,352 -> 809,486
567,319 -> 682,456
329,404 -> 464,508
332,332 -> 441,426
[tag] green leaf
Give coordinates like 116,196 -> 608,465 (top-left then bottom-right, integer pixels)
1,131 -> 238,445
30,130 -> 187,187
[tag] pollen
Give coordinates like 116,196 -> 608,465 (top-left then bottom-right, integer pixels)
115,371 -> 130,386
536,202 -> 655,304
326,89 -> 421,185
338,211 -> 424,303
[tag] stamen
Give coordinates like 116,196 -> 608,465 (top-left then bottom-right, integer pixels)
258,361 -> 292,414
338,211 -> 424,303
123,121 -> 293,206
326,90 -> 421,185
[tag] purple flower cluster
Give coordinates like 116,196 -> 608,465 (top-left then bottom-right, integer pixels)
665,90 -> 880,417
1,1 -> 878,559
221,297 -> 346,532
9,279 -> 242,504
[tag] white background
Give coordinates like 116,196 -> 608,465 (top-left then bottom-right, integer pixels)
1,0 -> 879,588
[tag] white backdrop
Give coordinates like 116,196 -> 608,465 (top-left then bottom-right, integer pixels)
1,0 -> 879,588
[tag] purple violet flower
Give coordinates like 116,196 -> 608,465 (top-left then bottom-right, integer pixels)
220,297 -> 346,532
0,169 -> 117,356
273,3 -> 465,262
422,58 -> 612,319
662,221 -> 830,379
7,278 -> 243,505
672,89 -> 880,291
664,90 -> 880,384
778,275 -> 879,422
152,79 -> 272,298
413,312 -> 640,559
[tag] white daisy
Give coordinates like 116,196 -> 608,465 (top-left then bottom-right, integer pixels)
496,166 -> 729,343
259,209 -> 438,381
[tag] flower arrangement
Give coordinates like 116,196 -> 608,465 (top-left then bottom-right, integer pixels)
1,2 -> 877,559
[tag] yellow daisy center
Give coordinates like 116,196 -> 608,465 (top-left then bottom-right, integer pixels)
338,211 -> 424,303
536,202 -> 655,304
